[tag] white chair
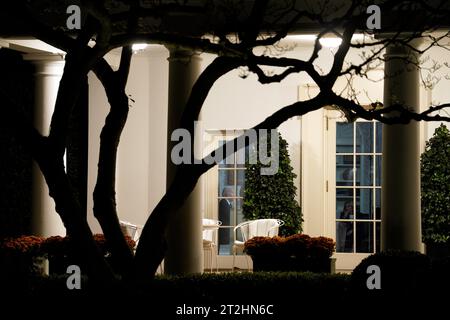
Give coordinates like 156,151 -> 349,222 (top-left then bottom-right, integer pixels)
120,220 -> 164,274
119,220 -> 141,242
232,219 -> 284,271
202,218 -> 222,272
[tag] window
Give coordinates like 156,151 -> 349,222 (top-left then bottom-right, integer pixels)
335,121 -> 382,253
217,140 -> 245,255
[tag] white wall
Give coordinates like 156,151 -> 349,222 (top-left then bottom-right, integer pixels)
116,55 -> 152,226
87,71 -> 108,233
146,49 -> 169,215
200,53 -> 302,203
88,51 -> 165,231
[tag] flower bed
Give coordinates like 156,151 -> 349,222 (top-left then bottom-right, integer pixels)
43,234 -> 136,274
0,235 -> 46,278
0,234 -> 136,276
244,234 -> 335,272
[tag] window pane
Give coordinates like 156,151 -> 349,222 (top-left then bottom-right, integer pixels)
375,189 -> 381,220
356,188 -> 373,220
236,169 -> 245,197
376,222 -> 381,253
376,155 -> 381,186
376,122 -> 383,153
336,155 -> 353,186
236,198 -> 244,225
356,155 -> 373,186
356,122 -> 373,153
356,222 -> 373,253
218,170 -> 235,197
236,145 -> 249,168
336,221 -> 353,252
337,123 -> 354,153
218,227 -> 233,255
335,121 -> 382,256
336,188 -> 354,219
218,140 -> 234,168
218,199 -> 234,227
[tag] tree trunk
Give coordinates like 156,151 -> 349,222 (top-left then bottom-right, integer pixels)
134,167 -> 201,278
93,84 -> 134,277
36,145 -> 115,284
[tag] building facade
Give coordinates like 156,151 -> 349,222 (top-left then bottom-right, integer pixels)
1,36 -> 449,272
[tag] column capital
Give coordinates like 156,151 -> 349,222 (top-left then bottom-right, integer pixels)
23,52 -> 65,62
379,36 -> 423,59
166,45 -> 201,63
23,53 -> 65,77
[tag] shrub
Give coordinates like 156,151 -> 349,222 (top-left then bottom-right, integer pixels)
42,234 -> 136,259
42,234 -> 136,274
421,124 -> 450,252
0,234 -> 137,276
351,250 -> 431,292
149,272 -> 350,307
243,133 -> 302,236
0,235 -> 44,256
0,235 -> 46,288
430,256 -> 450,288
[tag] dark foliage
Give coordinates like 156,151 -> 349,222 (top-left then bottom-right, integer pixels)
421,124 -> 450,250
243,133 -> 302,236
0,49 -> 33,237
351,250 -> 431,292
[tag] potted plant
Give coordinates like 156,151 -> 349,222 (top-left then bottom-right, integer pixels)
244,234 -> 335,272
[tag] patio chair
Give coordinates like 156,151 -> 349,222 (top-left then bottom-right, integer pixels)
120,220 -> 164,274
202,218 -> 222,272
119,220 -> 141,242
232,218 -> 284,270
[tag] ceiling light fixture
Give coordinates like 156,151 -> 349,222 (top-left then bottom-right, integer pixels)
319,37 -> 343,48
132,43 -> 148,51
286,33 -> 368,48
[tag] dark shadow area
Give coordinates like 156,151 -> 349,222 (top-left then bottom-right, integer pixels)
0,48 -> 34,237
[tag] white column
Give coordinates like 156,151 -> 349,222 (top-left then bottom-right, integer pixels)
165,48 -> 203,275
25,54 -> 66,237
381,43 -> 422,251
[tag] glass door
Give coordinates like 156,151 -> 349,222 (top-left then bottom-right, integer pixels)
335,120 -> 382,254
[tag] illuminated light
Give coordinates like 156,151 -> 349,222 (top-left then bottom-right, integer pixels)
286,33 -> 367,48
132,43 -> 148,51
352,33 -> 366,41
319,37 -> 343,48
